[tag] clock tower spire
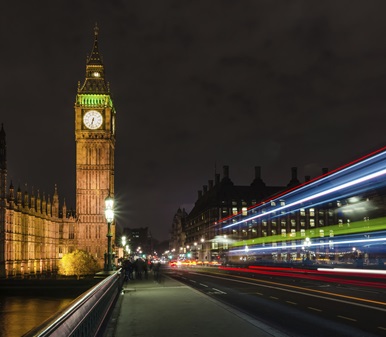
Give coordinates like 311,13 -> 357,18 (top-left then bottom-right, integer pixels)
78,23 -> 109,94
75,25 -> 116,264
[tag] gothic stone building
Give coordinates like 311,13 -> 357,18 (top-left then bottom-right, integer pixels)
0,26 -> 116,278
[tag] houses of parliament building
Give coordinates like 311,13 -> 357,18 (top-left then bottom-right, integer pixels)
0,26 -> 116,278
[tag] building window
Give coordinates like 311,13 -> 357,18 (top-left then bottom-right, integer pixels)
242,207 -> 247,216
309,208 -> 315,217
232,207 -> 238,215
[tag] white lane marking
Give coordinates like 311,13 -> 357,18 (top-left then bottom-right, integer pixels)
199,283 -> 208,287
308,307 -> 322,312
188,272 -> 386,312
337,315 -> 356,322
212,288 -> 227,294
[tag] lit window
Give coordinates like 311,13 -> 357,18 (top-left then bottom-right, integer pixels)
242,207 -> 247,216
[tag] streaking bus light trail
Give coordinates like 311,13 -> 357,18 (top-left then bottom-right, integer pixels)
221,146 -> 386,266
224,168 -> 386,229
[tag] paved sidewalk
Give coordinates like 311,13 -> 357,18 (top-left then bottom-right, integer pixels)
105,272 -> 288,337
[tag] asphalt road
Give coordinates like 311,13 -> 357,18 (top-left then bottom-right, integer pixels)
165,266 -> 386,337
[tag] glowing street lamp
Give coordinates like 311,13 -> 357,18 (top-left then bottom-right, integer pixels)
104,193 -> 114,271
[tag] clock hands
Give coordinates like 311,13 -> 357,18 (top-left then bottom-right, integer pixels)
83,111 -> 102,129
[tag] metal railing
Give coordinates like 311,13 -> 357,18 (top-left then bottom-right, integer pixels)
23,270 -> 124,337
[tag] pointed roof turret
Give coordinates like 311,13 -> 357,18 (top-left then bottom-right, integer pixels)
87,23 -> 103,66
78,23 -> 109,94
0,123 -> 6,170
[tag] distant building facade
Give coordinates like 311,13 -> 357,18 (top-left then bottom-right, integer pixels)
172,164 -> 386,265
122,227 -> 153,257
179,165 -> 284,262
0,26 -> 116,278
169,207 -> 188,255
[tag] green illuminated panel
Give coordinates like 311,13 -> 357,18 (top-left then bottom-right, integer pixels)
76,94 -> 114,108
231,216 -> 386,248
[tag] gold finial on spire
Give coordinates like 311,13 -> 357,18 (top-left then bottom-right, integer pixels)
94,22 -> 99,36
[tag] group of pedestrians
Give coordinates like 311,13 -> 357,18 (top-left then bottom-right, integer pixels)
122,257 -> 162,283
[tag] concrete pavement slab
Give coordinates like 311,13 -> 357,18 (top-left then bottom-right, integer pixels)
106,273 -> 288,337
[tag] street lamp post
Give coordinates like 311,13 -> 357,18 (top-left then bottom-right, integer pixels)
104,194 -> 114,272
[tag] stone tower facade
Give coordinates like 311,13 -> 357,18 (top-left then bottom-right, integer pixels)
74,25 -> 116,265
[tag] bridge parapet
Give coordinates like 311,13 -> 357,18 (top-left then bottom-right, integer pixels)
23,270 -> 124,337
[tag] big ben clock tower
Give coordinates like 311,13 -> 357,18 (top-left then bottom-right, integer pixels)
75,25 -> 116,263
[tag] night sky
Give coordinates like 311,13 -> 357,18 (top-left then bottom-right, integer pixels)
1,1 -> 385,241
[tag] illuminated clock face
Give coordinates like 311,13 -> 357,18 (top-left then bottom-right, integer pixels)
83,110 -> 103,129
92,71 -> 100,77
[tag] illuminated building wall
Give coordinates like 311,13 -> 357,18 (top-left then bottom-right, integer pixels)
74,25 -> 116,266
0,26 -> 116,277
0,125 -> 76,278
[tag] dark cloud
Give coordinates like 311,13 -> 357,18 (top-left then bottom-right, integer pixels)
1,1 -> 385,240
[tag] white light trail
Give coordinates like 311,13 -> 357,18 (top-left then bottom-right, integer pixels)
224,168 -> 386,229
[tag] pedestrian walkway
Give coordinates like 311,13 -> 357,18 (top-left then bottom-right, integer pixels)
104,271 -> 288,337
